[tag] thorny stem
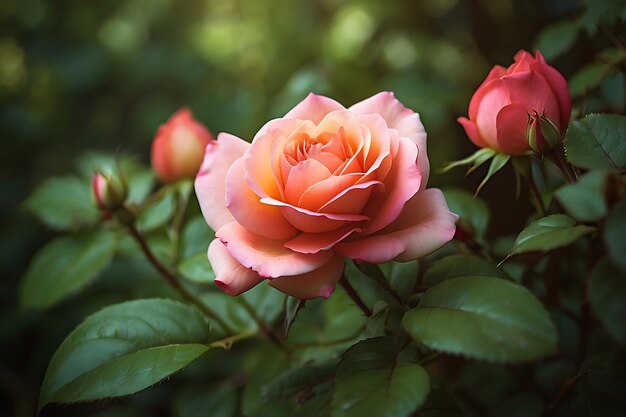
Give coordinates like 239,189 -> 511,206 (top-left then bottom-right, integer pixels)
339,274 -> 372,317
127,223 -> 235,334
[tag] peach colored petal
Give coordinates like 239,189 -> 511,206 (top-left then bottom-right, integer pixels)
244,119 -> 315,200
361,136 -> 422,234
261,196 -> 370,233
334,189 -> 458,263
298,173 -> 362,211
284,93 -> 346,125
208,238 -> 264,296
268,254 -> 345,299
457,117 -> 488,149
348,92 -> 429,188
225,158 -> 298,240
285,225 -> 361,254
216,222 -> 334,278
495,103 -> 532,155
284,159 -> 332,207
318,179 -> 382,214
195,132 -> 250,232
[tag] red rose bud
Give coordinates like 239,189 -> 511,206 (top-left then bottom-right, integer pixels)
151,107 -> 215,183
458,50 -> 571,155
526,111 -> 561,154
92,172 -> 128,212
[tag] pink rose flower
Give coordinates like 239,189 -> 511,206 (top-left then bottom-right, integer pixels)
151,108 -> 215,183
195,92 -> 458,299
457,50 -> 571,155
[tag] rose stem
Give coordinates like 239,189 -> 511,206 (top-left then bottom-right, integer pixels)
527,165 -> 547,217
128,223 -> 235,334
237,296 -> 287,350
339,274 -> 372,317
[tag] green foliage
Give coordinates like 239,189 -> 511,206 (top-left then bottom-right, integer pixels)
565,114 -> 626,170
442,188 -> 489,240
403,276 -> 557,362
508,214 -> 596,256
604,198 -> 626,271
20,229 -> 117,310
178,253 -> 215,283
332,337 -> 429,417
39,298 -> 214,410
423,254 -> 508,287
589,258 -> 626,345
555,170 -> 611,222
23,175 -> 100,230
173,384 -> 238,417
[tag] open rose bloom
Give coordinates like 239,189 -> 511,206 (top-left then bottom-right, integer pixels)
195,92 -> 458,299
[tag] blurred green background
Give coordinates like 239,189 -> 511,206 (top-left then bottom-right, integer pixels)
1,0 -> 624,415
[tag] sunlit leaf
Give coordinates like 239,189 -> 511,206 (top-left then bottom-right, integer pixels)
403,277 -> 557,362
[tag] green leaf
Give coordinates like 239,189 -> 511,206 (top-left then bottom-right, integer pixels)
380,261 -> 419,297
332,337 -> 429,417
263,362 -> 336,402
565,113 -> 626,170
39,298 -> 214,410
137,187 -> 177,232
180,215 -> 214,259
555,170 -> 611,222
178,253 -> 215,283
415,389 -> 463,417
535,20 -> 580,60
476,153 -> 510,195
174,384 -> 238,417
589,258 -> 626,345
20,230 -> 117,310
440,148 -> 496,173
569,63 -> 608,97
242,282 -> 287,326
202,292 -> 258,334
604,198 -> 626,271
23,175 -> 99,230
508,214 -> 595,256
403,277 -> 557,362
442,188 -> 489,239
423,254 -> 508,287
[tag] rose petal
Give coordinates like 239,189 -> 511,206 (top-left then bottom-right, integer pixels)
334,188 -> 458,263
457,117 -> 489,149
225,158 -> 298,239
284,159 -> 332,207
209,238 -> 264,296
285,225 -> 362,254
195,132 -> 250,232
268,254 -> 345,299
495,103 -> 532,155
361,136 -> 422,234
216,221 -> 334,278
502,71 -> 560,123
284,93 -> 346,125
534,50 -> 572,129
474,79 -> 511,150
349,91 -> 429,188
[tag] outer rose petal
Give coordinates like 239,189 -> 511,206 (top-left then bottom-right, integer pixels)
268,254 -> 345,299
502,71 -> 560,123
495,103 -> 532,155
284,225 -> 362,254
284,93 -> 347,125
216,221 -> 334,278
534,50 -> 572,129
457,117 -> 488,149
226,157 -> 298,240
209,238 -> 264,296
195,133 -> 250,232
349,91 -> 430,188
334,189 -> 458,263
474,79 -> 511,150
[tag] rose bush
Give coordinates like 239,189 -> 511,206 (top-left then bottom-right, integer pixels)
457,50 -> 571,155
151,107 -> 215,183
195,92 -> 458,299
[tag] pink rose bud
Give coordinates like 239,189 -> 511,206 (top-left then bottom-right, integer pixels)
526,111 -> 561,154
458,50 -> 571,155
151,108 -> 215,183
92,172 -> 128,212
